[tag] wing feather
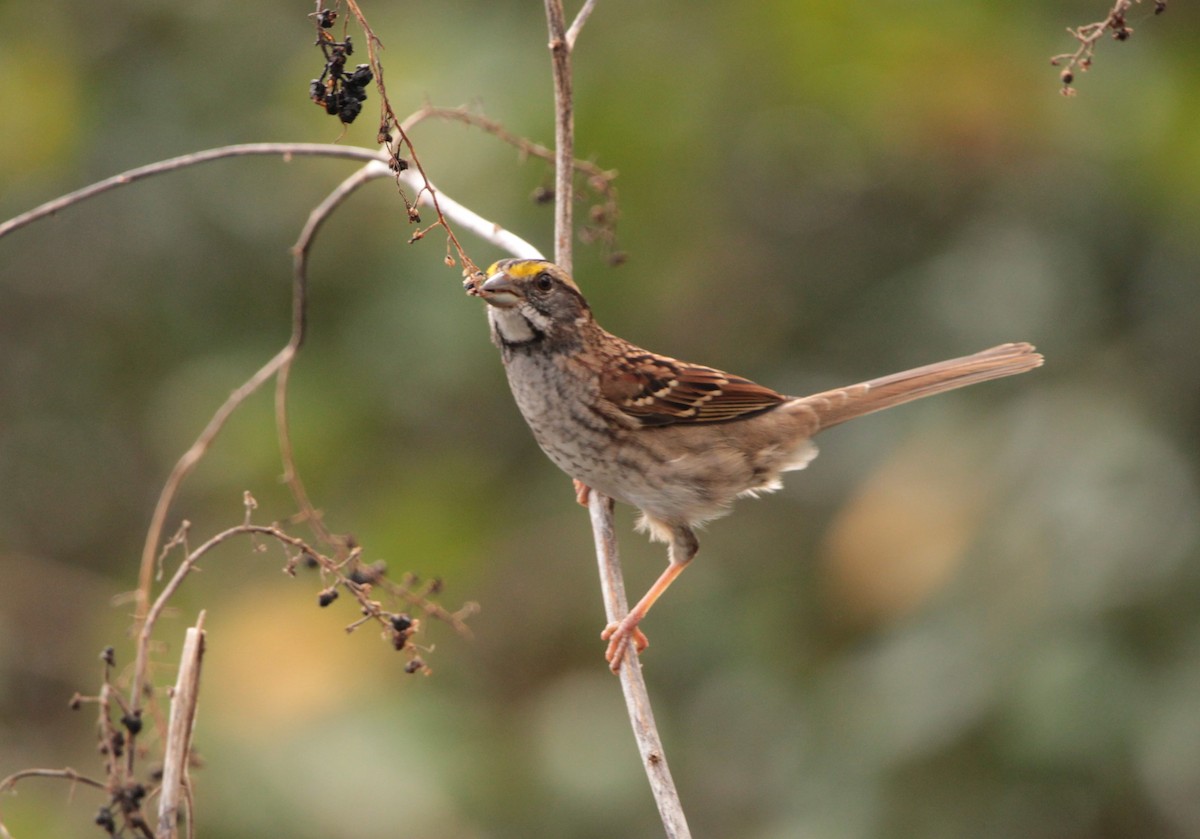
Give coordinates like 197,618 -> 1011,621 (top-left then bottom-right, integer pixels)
599,351 -> 785,426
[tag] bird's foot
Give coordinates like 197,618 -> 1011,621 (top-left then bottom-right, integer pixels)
601,617 -> 649,672
573,479 -> 591,507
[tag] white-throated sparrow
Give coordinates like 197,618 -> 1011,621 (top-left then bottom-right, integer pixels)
470,258 -> 1042,670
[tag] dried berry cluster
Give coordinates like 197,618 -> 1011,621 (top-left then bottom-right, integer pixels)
1052,0 -> 1166,94
62,649 -> 158,837
94,782 -> 147,836
311,554 -> 437,672
309,8 -> 374,124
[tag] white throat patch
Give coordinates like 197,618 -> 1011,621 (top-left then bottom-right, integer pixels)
490,305 -> 544,344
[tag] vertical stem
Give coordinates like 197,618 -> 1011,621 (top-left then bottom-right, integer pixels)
588,495 -> 692,838
157,612 -> 206,839
544,0 -> 574,269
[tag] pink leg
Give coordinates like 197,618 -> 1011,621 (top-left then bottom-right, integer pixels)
601,525 -> 698,672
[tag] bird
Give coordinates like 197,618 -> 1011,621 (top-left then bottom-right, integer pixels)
470,258 -> 1042,671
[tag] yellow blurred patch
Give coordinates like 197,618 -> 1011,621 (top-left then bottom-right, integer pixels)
821,434 -> 986,628
0,40 -> 80,175
201,586 -> 380,736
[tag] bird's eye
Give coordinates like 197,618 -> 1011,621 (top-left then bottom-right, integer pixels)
534,272 -> 554,292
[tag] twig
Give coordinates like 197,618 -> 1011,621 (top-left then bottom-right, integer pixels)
399,169 -> 544,260
275,159 -> 542,544
588,495 -> 691,838
128,520 -> 336,778
156,613 -> 206,839
0,767 -> 109,796
542,2 -> 691,836
544,0 -> 575,270
0,768 -> 110,839
0,144 -> 382,242
1050,0 -> 1165,93
566,0 -> 599,50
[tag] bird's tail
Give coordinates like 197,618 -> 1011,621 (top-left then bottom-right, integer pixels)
788,342 -> 1043,432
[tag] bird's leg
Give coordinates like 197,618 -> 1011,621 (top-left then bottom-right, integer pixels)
573,479 -> 591,507
602,525 -> 698,672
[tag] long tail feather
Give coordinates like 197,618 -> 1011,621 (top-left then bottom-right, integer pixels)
790,342 -> 1043,432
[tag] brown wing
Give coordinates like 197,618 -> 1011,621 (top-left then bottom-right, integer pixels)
599,351 -> 786,427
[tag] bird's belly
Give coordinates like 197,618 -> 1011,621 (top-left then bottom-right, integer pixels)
531,406 -> 810,526
502,354 -> 816,525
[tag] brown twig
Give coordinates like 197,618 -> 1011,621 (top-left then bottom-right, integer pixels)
542,1 -> 691,835
565,0 -> 599,50
122,511 -> 468,792
0,768 -> 110,839
0,767 -> 109,797
0,144 -> 383,242
398,167 -> 544,260
587,495 -> 691,837
544,0 -> 575,270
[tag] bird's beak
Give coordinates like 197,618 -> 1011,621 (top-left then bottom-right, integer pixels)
478,272 -> 521,308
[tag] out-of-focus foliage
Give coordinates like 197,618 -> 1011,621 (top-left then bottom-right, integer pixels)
2,1 -> 1199,837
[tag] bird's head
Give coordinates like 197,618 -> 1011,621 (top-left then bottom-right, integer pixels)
476,259 -> 592,348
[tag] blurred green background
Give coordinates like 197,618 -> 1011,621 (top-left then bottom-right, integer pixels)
3,0 -> 1199,836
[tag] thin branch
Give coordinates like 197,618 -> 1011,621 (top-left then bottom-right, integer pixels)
128,520 -> 346,779
99,147 -> 518,664
0,144 -> 384,241
544,0 -> 575,269
277,158 -> 542,546
0,767 -> 109,796
566,0 -> 599,50
399,168 -> 544,260
0,769 -> 111,839
588,495 -> 691,837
